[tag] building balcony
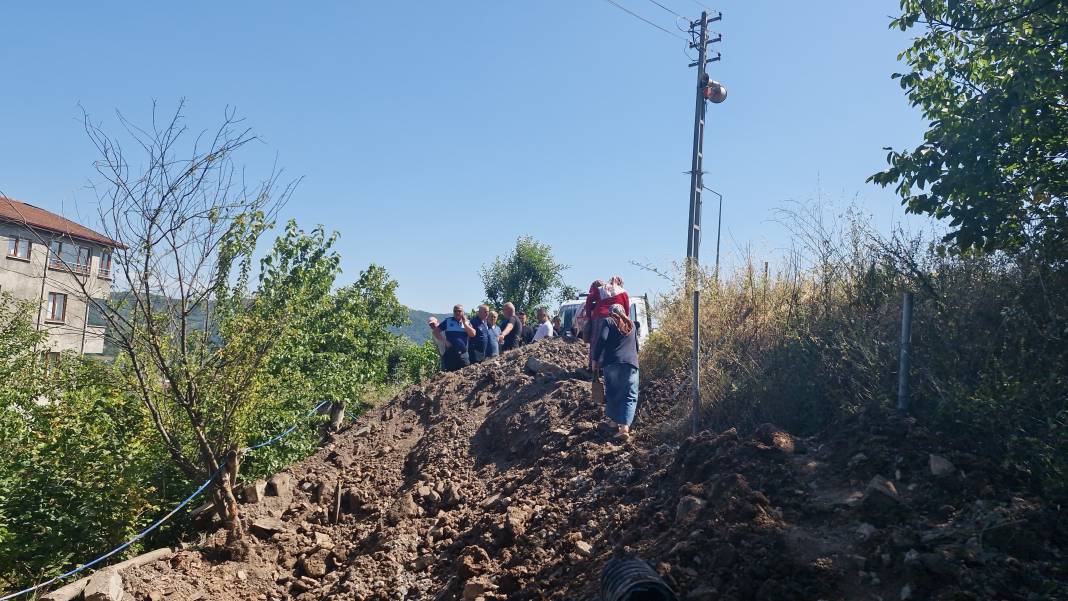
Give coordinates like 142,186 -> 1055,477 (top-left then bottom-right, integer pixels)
48,258 -> 91,275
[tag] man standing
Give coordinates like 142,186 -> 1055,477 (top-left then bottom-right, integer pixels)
486,310 -> 501,357
430,304 -> 477,371
518,310 -> 535,345
468,304 -> 493,364
532,307 -> 554,341
497,302 -> 523,352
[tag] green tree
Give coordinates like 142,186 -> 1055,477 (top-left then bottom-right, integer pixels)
480,236 -> 569,314
869,0 -> 1068,254
0,294 -> 161,587
73,104 -> 335,546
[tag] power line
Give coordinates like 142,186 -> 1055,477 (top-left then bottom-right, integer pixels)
599,0 -> 688,42
687,0 -> 715,11
643,0 -> 684,19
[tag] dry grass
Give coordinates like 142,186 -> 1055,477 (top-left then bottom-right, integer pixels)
641,204 -> 1068,500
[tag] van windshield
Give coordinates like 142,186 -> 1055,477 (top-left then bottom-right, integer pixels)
560,305 -> 580,331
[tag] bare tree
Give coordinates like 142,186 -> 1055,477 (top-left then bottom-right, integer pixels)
66,101 -> 297,548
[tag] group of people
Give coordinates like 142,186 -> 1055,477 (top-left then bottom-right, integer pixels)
427,275 -> 639,441
427,302 -> 560,372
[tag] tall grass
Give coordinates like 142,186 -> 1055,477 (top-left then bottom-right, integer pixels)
642,204 -> 1068,500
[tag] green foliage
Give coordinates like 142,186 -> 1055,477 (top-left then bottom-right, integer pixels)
870,0 -> 1068,254
648,205 -> 1068,501
389,340 -> 441,385
0,306 -> 161,586
481,236 -> 570,314
557,284 -> 582,304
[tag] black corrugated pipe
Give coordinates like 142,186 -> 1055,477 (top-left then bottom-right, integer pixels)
600,556 -> 678,601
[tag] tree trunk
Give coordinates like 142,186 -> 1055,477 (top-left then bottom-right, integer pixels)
221,447 -> 245,542
328,400 -> 345,432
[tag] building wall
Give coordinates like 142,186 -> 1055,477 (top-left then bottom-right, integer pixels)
0,221 -> 114,354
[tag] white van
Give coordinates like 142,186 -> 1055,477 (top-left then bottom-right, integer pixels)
557,294 -> 653,346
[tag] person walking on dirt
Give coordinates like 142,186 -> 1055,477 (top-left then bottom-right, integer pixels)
430,304 -> 477,371
487,310 -> 501,357
588,276 -> 630,365
468,304 -> 493,364
592,303 -> 639,441
497,302 -> 523,352
532,307 -> 554,341
518,310 -> 535,345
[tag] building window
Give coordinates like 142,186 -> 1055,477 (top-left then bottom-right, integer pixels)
76,246 -> 91,273
46,292 -> 67,322
99,251 -> 113,279
41,351 -> 61,371
6,236 -> 30,260
48,241 -> 90,274
48,241 -> 65,270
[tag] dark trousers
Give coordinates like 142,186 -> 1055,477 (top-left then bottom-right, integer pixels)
442,347 -> 470,372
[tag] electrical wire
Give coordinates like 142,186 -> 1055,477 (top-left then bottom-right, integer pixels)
599,0 -> 688,42
643,0 -> 684,19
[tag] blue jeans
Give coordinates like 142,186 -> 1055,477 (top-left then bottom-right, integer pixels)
603,363 -> 639,426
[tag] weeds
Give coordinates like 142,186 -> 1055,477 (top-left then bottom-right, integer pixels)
643,203 -> 1068,501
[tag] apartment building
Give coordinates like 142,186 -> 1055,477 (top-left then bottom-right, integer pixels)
1,196 -> 121,355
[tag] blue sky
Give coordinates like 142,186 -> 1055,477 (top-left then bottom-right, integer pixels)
0,1 -> 926,312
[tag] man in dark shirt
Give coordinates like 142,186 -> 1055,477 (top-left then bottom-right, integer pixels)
518,310 -> 535,345
430,304 -> 477,371
467,304 -> 492,364
498,302 -> 523,352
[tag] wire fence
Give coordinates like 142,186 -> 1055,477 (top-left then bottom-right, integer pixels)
0,399 -> 332,601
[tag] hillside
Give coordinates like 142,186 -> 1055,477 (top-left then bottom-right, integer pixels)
97,338 -> 1068,601
391,309 -> 448,345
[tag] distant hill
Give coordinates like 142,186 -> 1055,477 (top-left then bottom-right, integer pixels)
392,308 -> 449,345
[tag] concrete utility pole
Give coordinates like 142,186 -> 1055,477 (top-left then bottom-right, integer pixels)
685,10 -> 725,435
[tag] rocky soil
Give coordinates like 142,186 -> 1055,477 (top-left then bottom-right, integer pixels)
117,338 -> 1066,601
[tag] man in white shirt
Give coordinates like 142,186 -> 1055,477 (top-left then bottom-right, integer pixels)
532,307 -> 554,341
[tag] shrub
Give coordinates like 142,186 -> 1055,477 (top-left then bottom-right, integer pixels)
647,205 -> 1068,501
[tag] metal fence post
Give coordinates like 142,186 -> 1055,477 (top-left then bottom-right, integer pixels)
897,291 -> 914,412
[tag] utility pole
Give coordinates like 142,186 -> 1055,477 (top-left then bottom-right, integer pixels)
685,10 -> 724,435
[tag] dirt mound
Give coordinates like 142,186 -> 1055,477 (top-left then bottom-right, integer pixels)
120,339 -> 1067,601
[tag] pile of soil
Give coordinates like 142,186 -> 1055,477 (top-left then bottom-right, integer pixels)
121,338 -> 1066,601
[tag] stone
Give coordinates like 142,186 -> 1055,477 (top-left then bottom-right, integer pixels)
462,578 -> 496,601
676,495 -> 705,524
243,480 -> 267,504
575,541 -> 593,556
394,492 -> 421,517
413,555 -> 435,571
457,545 -> 491,579
301,549 -> 331,578
856,523 -> 877,541
147,592 -> 164,601
236,570 -> 248,581
480,494 -> 501,509
928,454 -> 955,477
524,356 -> 562,374
250,517 -> 287,538
267,473 -> 294,497
860,475 -> 905,523
314,531 -> 334,549
84,569 -> 123,601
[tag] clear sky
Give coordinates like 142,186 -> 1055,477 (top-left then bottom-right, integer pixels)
0,1 -> 926,312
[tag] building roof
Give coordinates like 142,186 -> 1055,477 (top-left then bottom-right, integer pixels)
0,196 -> 123,249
